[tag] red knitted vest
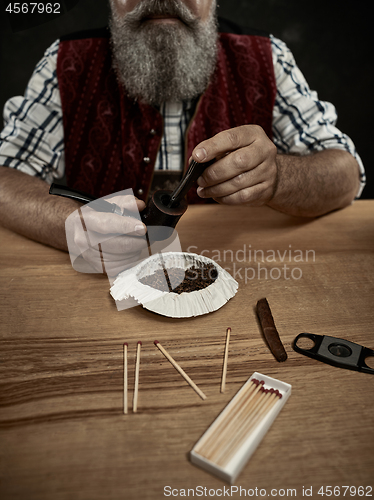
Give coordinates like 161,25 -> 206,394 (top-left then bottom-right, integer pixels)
56,26 -> 276,204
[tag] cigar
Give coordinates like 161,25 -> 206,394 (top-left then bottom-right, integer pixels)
256,298 -> 287,362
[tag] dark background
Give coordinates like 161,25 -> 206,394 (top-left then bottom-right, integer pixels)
1,0 -> 372,198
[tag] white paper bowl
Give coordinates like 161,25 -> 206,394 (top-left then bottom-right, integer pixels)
110,252 -> 239,318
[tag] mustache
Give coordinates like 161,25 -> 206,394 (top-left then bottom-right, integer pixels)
119,0 -> 199,29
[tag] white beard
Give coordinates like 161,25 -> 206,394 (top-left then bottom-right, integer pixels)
109,0 -> 218,106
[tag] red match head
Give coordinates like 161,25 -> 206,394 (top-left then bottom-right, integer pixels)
123,342 -> 128,347
154,340 -> 159,345
137,341 -> 142,345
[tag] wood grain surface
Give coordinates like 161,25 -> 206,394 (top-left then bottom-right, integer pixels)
0,201 -> 373,500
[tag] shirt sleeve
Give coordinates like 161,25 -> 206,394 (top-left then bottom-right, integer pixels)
270,34 -> 366,198
0,39 -> 65,184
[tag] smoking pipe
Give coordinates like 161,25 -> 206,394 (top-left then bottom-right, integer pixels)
49,159 -> 214,241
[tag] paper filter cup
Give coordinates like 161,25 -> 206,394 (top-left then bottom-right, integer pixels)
110,252 -> 238,318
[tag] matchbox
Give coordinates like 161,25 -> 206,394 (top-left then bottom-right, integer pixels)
190,372 -> 291,483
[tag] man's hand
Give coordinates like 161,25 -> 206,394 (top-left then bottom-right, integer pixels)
0,168 -> 150,276
192,125 -> 278,206
192,125 -> 361,217
66,194 -> 148,276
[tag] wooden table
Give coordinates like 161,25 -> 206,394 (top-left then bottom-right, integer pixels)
1,201 -> 373,500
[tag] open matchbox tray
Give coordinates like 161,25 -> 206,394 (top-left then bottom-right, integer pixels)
190,372 -> 291,484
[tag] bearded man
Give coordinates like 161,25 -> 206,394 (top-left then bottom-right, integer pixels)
0,0 -> 366,267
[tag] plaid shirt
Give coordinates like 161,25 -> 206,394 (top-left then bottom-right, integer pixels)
0,35 -> 366,197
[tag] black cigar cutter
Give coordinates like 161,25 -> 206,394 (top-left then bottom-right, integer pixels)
293,333 -> 374,374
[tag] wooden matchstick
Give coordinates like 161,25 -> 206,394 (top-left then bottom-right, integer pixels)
195,378 -> 262,457
133,341 -> 142,413
221,327 -> 231,393
123,342 -> 128,414
216,389 -> 282,466
198,379 -> 265,461
213,387 -> 273,464
154,341 -> 207,400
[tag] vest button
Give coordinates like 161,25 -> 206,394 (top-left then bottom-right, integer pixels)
138,188 -> 144,196
150,129 -> 157,135
143,157 -> 151,164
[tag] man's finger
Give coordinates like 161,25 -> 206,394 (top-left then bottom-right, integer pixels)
192,125 -> 261,163
80,208 -> 147,237
80,246 -> 143,275
196,144 -> 265,189
106,194 -> 146,213
213,181 -> 272,206
197,167 -> 265,199
98,233 -> 148,257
